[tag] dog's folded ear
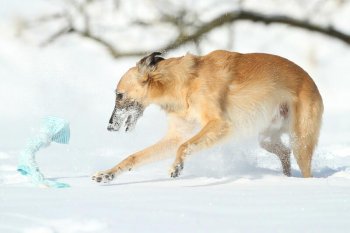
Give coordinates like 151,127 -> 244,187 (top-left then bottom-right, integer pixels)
137,52 -> 164,74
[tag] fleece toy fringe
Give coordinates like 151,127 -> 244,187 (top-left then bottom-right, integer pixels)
17,116 -> 70,188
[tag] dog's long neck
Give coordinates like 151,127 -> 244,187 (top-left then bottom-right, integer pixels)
152,78 -> 189,113
149,54 -> 199,113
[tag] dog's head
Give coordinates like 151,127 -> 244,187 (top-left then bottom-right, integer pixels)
107,52 -> 165,132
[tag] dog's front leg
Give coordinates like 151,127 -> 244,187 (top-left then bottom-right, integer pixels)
170,119 -> 230,178
92,137 -> 181,183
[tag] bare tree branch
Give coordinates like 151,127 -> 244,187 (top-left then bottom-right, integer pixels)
100,10 -> 350,58
28,9 -> 350,59
40,25 -> 73,46
235,11 -> 350,44
158,10 -> 350,53
71,28 -> 146,58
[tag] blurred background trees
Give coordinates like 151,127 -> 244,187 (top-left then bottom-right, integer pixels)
15,0 -> 350,60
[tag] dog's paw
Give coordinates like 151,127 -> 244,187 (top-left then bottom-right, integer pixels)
169,162 -> 184,178
91,171 -> 115,183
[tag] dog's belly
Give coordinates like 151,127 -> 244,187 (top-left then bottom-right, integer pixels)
227,95 -> 291,138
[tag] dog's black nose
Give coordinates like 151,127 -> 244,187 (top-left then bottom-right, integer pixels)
107,124 -> 120,131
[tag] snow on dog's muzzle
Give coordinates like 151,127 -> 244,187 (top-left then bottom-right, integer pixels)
108,100 -> 144,132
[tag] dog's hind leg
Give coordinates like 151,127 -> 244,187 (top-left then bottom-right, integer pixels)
258,103 -> 292,176
170,119 -> 231,178
259,132 -> 291,176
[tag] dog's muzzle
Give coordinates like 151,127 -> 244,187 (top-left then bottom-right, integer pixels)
108,100 -> 144,132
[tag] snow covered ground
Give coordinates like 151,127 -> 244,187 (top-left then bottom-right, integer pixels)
1,1 -> 350,232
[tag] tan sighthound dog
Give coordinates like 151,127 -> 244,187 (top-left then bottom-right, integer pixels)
92,50 -> 323,183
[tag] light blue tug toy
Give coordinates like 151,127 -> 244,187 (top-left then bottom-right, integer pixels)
17,116 -> 71,188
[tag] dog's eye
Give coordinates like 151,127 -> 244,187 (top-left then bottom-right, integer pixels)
116,93 -> 124,101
